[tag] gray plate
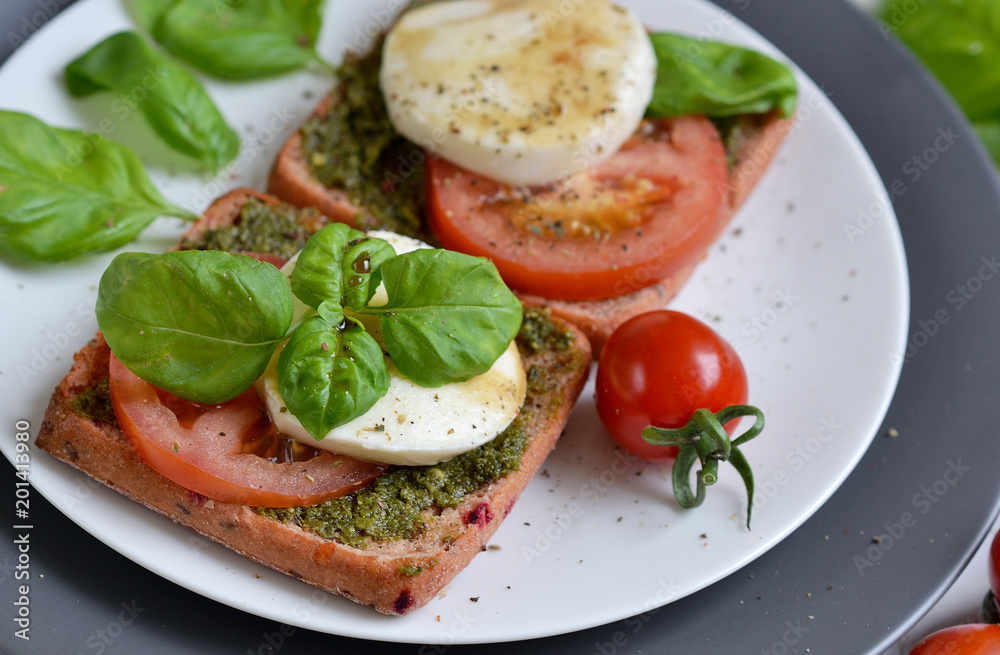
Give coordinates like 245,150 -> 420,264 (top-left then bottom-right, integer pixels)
3,1 -> 1000,653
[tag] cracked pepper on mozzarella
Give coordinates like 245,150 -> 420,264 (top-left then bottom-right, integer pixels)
379,0 -> 657,187
255,232 -> 528,466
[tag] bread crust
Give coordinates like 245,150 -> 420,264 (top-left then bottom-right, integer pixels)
267,93 -> 792,354
36,191 -> 592,615
727,110 -> 795,213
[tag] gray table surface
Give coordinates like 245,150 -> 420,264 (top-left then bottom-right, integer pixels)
3,1 -> 1000,654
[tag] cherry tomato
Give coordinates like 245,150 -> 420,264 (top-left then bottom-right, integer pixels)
908,624 -> 1000,655
108,354 -> 386,507
426,116 -> 728,301
595,310 -> 747,460
984,528 -> 1000,624
989,529 -> 1000,605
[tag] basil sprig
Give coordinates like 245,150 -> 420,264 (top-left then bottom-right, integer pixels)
290,223 -> 397,325
131,0 -> 329,81
0,111 -> 197,262
646,33 -> 798,119
65,31 -> 240,171
96,224 -> 523,438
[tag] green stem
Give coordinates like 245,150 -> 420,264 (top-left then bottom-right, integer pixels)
643,404 -> 765,529
672,445 -> 704,509
729,447 -> 755,530
691,408 -> 732,460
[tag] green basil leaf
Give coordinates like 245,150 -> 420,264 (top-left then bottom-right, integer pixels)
148,0 -> 328,81
65,31 -> 240,171
277,316 -> 390,439
363,249 -> 523,388
96,250 -> 293,403
880,0 -> 1000,123
879,0 -> 1000,165
0,110 -> 196,262
340,233 -> 398,311
127,0 -> 173,33
290,223 -> 396,319
646,33 -> 798,119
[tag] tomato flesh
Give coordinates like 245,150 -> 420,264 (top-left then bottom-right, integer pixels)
908,624 -> 1000,655
426,116 -> 729,301
595,310 -> 747,461
109,354 -> 386,507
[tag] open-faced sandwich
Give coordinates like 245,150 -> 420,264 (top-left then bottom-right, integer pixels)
37,188 -> 592,615
268,0 -> 797,351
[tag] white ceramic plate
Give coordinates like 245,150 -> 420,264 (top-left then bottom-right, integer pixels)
0,0 -> 908,645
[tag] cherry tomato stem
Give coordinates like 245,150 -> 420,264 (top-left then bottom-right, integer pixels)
644,404 -> 764,529
672,446 -> 705,509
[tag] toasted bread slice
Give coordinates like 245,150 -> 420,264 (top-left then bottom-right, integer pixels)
36,193 -> 592,615
266,95 -> 366,229
268,92 -> 792,353
37,321 -> 588,615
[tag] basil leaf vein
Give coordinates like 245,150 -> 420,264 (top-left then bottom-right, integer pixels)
65,31 -> 240,171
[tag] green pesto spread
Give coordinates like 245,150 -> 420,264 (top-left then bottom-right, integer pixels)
256,310 -> 570,547
70,377 -> 116,425
300,39 -> 427,239
398,559 -> 437,577
517,308 -> 576,354
257,414 -> 530,547
398,564 -> 423,577
711,116 -> 743,169
525,365 -> 548,396
179,197 -> 320,260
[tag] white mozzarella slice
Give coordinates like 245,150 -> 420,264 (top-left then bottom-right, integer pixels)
258,231 -> 527,466
258,340 -> 526,466
379,0 -> 657,187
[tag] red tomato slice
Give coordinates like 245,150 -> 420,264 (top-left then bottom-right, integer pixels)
108,354 -> 386,507
426,116 -> 729,301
